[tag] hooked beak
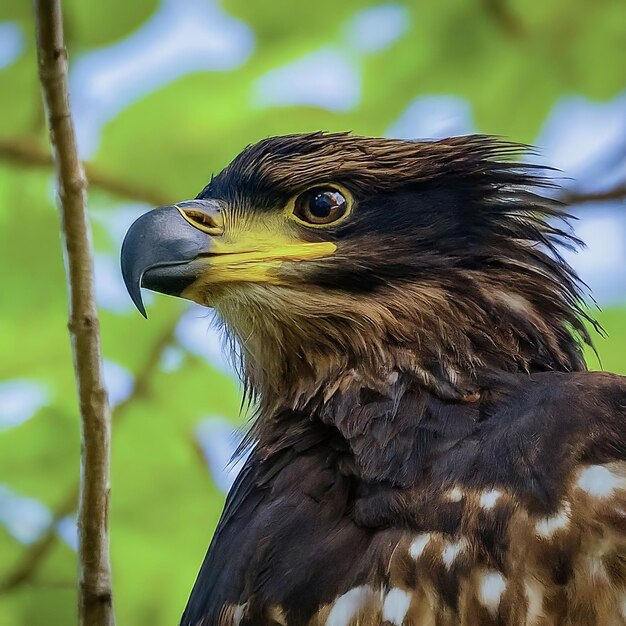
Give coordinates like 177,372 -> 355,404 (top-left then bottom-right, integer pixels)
120,200 -> 217,317
121,198 -> 338,317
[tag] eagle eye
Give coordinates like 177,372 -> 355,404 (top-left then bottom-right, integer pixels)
291,186 -> 351,227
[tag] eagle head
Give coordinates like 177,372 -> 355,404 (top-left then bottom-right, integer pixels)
121,133 -> 594,405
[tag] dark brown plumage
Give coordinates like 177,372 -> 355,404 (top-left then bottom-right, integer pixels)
120,133 -> 626,626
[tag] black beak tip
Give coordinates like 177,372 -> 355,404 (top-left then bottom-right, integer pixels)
132,292 -> 148,319
120,238 -> 148,318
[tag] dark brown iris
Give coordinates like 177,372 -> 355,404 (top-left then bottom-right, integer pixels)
293,187 -> 348,225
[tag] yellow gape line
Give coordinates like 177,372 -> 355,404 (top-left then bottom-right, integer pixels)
180,222 -> 337,296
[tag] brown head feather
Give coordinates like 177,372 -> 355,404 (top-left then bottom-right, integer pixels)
199,134 -> 596,419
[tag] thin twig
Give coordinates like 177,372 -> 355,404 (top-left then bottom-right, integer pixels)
34,2 -> 114,624
0,313 -> 181,593
0,488 -> 78,592
562,183 -> 626,206
483,0 -> 525,38
0,136 -> 173,207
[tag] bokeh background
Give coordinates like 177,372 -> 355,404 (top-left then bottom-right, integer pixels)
0,1 -> 625,624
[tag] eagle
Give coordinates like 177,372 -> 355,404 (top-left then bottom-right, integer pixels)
120,133 -> 626,626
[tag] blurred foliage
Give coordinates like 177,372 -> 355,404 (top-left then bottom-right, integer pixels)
0,0 -> 625,624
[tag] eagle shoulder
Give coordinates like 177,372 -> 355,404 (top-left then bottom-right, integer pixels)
183,370 -> 626,626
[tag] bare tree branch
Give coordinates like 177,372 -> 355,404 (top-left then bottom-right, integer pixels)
561,183 -> 626,206
0,313 -> 180,593
0,136 -> 173,207
0,488 -> 78,593
482,0 -> 525,38
34,2 -> 114,624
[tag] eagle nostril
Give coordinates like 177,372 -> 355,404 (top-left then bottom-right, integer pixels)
177,206 -> 223,235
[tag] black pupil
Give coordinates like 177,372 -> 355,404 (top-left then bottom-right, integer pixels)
310,191 -> 341,218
